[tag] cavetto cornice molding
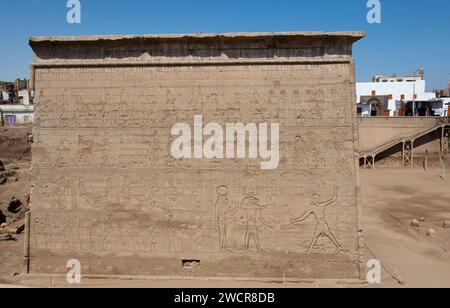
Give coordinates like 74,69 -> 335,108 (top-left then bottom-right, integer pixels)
29,31 -> 365,66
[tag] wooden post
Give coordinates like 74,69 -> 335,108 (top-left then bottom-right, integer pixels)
443,155 -> 447,180
402,141 -> 405,166
442,126 -> 445,164
23,211 -> 31,274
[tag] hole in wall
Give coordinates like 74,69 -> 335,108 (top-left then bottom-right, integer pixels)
182,260 -> 200,269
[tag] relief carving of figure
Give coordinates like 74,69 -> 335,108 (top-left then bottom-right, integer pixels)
291,187 -> 341,253
240,194 -> 274,254
214,186 -> 238,252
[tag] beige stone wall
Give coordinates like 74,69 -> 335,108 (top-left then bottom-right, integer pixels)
28,33 -> 363,279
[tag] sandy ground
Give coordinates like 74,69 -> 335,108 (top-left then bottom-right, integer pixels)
1,126 -> 450,288
360,167 -> 450,288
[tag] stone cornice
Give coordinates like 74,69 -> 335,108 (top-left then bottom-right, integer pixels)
30,31 -> 364,66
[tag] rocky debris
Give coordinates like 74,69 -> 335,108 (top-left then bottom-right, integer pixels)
427,229 -> 436,237
0,233 -> 15,242
410,219 -> 420,227
7,198 -> 22,214
9,164 -> 19,170
0,170 -> 17,185
0,160 -> 4,172
14,224 -> 25,235
0,224 -> 25,235
0,210 -> 6,225
443,221 -> 450,229
420,218 -> 426,222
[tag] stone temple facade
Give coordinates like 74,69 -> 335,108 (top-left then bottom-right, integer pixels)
26,32 -> 364,280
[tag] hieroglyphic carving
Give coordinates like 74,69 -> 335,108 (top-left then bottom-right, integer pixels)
31,212 -> 159,253
29,32 -> 363,279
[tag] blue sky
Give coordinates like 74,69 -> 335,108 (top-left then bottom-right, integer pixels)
1,0 -> 449,90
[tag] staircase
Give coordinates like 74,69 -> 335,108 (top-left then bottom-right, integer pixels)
360,120 -> 450,169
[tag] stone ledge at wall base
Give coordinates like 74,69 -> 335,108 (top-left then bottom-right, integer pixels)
20,273 -> 366,288
28,31 -> 364,281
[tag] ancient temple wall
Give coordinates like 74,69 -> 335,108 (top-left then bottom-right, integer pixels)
27,32 -> 364,279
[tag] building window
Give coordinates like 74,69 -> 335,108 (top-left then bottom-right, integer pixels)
388,95 -> 393,100
401,94 -> 405,100
371,90 -> 376,96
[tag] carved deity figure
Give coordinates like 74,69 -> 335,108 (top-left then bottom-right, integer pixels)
214,186 -> 238,252
240,195 -> 274,254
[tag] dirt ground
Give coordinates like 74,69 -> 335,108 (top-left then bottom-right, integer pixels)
1,126 -> 450,288
0,126 -> 32,285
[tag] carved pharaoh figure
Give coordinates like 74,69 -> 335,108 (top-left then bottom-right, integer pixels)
291,187 -> 341,253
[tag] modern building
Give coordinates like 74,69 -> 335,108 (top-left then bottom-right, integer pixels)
356,72 -> 439,117
433,81 -> 450,98
0,79 -> 34,126
0,104 -> 34,126
434,81 -> 450,117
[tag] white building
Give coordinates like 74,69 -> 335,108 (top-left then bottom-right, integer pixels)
356,74 -> 438,117
18,89 -> 32,105
1,91 -> 10,102
439,98 -> 450,117
0,104 -> 34,126
0,90 -> 34,126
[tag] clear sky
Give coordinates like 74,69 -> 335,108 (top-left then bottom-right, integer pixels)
1,0 -> 449,90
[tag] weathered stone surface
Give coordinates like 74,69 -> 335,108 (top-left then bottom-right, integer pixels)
0,171 -> 16,185
28,32 -> 364,279
411,219 -> 420,227
7,198 -> 22,214
427,229 -> 436,237
15,224 -> 25,235
0,212 -> 6,225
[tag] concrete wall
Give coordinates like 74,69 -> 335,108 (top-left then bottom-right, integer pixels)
28,32 -> 364,280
